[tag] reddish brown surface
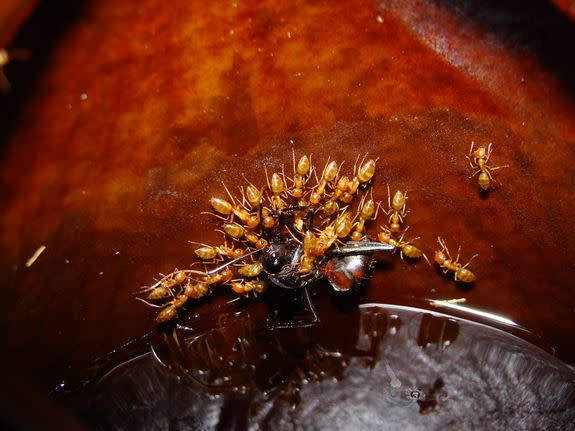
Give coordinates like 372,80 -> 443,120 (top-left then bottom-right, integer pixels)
0,0 -> 574,390
0,0 -> 36,46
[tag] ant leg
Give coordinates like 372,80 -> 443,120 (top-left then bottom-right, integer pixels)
135,297 -> 164,308
359,153 -> 368,170
268,288 -> 319,330
352,153 -> 361,176
469,141 -> 475,156
302,287 -> 319,324
258,204 -> 265,232
467,155 -> 477,170
336,160 -> 344,179
455,246 -> 461,264
461,254 -> 478,269
200,211 -> 229,221
468,169 -> 481,179
401,198 -> 408,218
222,182 -> 237,206
489,164 -> 510,171
485,143 -> 493,163
438,237 -> 452,260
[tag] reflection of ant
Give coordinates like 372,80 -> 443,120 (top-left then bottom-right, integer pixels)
434,237 -> 477,283
467,142 -> 509,191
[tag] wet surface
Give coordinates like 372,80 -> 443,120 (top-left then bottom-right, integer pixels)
0,0 -> 574,410
57,304 -> 575,430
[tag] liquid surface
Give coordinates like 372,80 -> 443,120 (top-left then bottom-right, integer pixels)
59,303 -> 575,430
0,0 -> 574,396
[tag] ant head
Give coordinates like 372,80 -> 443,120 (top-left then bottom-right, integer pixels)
434,250 -> 447,265
474,146 -> 487,159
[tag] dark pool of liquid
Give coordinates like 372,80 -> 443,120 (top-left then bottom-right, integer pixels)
55,300 -> 575,430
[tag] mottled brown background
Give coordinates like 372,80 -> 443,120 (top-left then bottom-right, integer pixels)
1,0 -> 574,391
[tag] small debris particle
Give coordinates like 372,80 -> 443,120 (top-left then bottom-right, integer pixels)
26,245 -> 46,267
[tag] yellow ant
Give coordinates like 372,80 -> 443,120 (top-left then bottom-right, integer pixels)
434,237 -> 477,283
384,185 -> 407,233
377,227 -> 423,260
467,142 -> 509,191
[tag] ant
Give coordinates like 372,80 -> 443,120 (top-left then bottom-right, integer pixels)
139,253 -> 251,322
384,185 -> 407,233
289,150 -> 312,200
142,206 -> 396,325
140,153 -> 395,326
434,237 -> 477,283
377,227 -> 423,261
467,142 -> 509,191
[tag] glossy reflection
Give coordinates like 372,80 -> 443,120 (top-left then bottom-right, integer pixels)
59,302 -> 575,430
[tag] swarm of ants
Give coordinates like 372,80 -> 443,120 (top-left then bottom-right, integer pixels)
138,148 -> 489,324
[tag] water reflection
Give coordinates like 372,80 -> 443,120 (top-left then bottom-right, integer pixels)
59,303 -> 575,430
415,313 -> 459,348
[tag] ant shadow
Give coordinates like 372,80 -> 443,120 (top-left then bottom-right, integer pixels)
478,188 -> 490,200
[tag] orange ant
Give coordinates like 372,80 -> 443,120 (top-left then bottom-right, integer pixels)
209,183 -> 259,229
289,150 -> 312,200
136,269 -> 212,322
350,193 -> 378,241
434,237 -> 477,283
191,239 -> 245,262
222,222 -> 268,249
384,185 -> 407,233
347,156 -> 376,198
264,167 -> 289,210
310,159 -> 339,204
141,251 -> 261,322
377,227 -> 424,261
467,142 -> 509,191
230,280 -> 268,296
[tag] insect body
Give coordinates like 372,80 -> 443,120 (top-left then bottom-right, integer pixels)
384,185 -> 407,233
377,228 -> 423,260
351,197 -> 376,241
310,160 -> 339,204
467,142 -> 508,190
290,153 -> 311,200
434,237 -> 477,283
193,242 -> 245,261
139,153 -> 407,324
